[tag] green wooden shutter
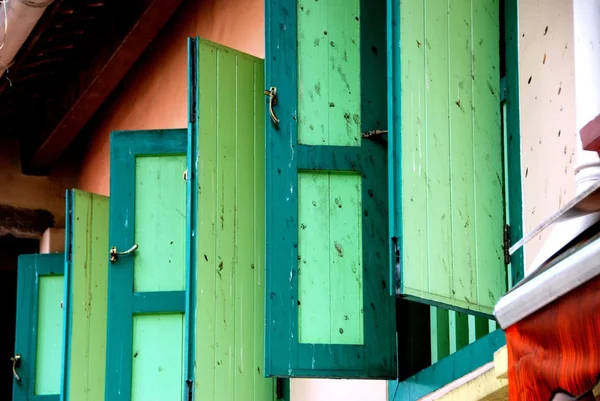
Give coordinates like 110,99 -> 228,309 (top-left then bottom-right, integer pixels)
13,253 -> 64,401
388,0 -> 507,317
62,189 -> 109,401
265,0 -> 396,379
105,129 -> 191,401
188,37 -> 278,400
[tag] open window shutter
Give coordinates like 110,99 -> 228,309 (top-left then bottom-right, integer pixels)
265,0 -> 396,378
13,253 -> 64,401
62,189 -> 109,401
188,37 -> 279,400
105,129 -> 191,401
388,0 -> 506,316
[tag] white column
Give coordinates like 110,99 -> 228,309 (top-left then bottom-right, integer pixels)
573,0 -> 600,194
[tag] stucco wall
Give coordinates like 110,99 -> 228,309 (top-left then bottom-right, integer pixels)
518,0 -> 578,270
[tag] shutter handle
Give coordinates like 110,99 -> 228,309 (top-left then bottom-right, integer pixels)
264,87 -> 280,126
11,354 -> 21,381
110,244 -> 138,263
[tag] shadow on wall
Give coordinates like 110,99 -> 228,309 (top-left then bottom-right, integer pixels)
0,235 -> 38,398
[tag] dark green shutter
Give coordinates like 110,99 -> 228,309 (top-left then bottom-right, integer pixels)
265,0 -> 396,379
105,129 -> 191,400
13,253 -> 64,401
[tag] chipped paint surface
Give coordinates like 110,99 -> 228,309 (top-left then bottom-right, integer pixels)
519,0 -> 577,270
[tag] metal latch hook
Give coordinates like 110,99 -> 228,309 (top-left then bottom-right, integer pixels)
110,244 -> 138,263
264,87 -> 280,126
11,354 -> 21,381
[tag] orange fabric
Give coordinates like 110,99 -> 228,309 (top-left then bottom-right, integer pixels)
506,275 -> 600,400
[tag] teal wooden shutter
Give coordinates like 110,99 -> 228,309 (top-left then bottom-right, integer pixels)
388,0 -> 508,317
62,189 -> 109,401
13,253 -> 64,401
265,0 -> 396,379
187,37 -> 279,400
105,129 -> 191,401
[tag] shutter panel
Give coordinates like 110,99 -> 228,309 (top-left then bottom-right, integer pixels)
13,253 -> 64,401
265,0 -> 396,378
62,189 -> 109,401
188,37 -> 278,400
105,129 -> 190,401
388,0 -> 506,316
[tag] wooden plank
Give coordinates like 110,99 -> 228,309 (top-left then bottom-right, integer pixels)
66,190 -> 109,401
424,0 -> 452,300
26,0 -> 185,173
192,39 -> 276,400
431,307 -> 450,364
472,0 -> 504,311
449,0 -> 476,306
399,0 -> 428,297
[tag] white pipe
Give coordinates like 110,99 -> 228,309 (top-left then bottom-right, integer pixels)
0,0 -> 54,77
573,0 -> 600,194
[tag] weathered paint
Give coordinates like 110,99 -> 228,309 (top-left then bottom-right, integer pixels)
131,314 -> 185,400
13,253 -> 64,401
105,129 -> 188,401
266,0 -> 395,379
391,0 -> 505,316
190,38 -> 277,401
62,190 -> 109,401
387,0 -> 522,396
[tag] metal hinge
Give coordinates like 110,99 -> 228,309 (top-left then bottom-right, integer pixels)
503,224 -> 511,265
500,76 -> 507,103
186,380 -> 193,401
392,236 -> 401,295
361,129 -> 388,139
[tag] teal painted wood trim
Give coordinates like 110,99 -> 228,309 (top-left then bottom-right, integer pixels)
388,329 -> 505,401
105,129 -> 188,401
265,0 -> 396,379
132,291 -> 186,313
504,0 -> 524,287
14,253 -> 64,401
184,37 -> 198,398
60,190 -> 73,401
387,0 -> 401,297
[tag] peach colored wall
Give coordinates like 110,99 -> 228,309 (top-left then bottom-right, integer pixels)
77,0 -> 264,195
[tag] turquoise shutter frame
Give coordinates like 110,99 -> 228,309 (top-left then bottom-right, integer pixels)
265,0 -> 396,379
387,0 -> 522,317
187,37 -> 280,400
62,189 -> 109,401
13,252 -> 64,401
105,129 -> 192,401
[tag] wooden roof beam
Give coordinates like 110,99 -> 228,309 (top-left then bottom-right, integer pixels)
24,0 -> 184,174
